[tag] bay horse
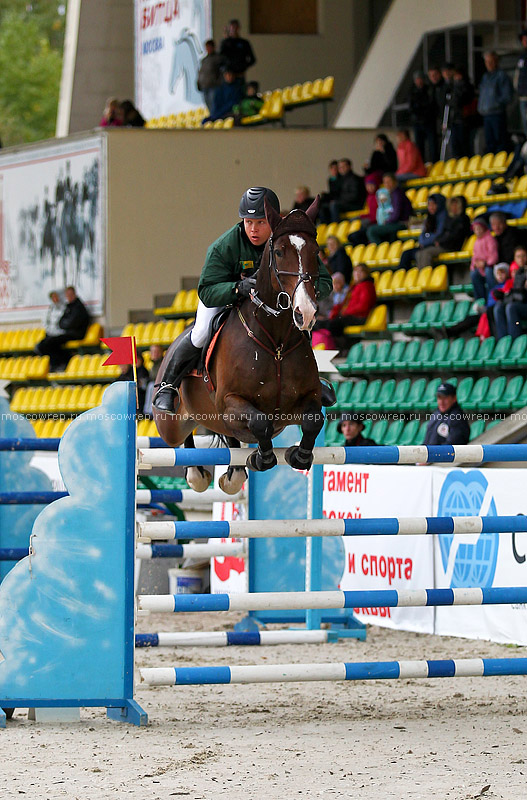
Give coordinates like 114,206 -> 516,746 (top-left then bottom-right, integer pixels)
153,197 -> 324,495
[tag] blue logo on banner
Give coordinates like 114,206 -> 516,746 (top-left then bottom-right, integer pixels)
437,470 -> 499,588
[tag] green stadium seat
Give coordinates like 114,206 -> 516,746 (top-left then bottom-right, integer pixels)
437,337 -> 465,369
486,335 -> 511,367
366,340 -> 391,371
469,418 -> 486,440
485,418 -> 503,433
337,341 -> 363,374
362,418 -> 373,438
416,420 -> 428,444
324,420 -> 342,445
501,334 -> 527,367
363,341 -> 382,370
397,302 -> 427,332
348,379 -> 368,409
410,339 -> 435,370
494,375 -> 524,410
370,418 -> 388,444
464,376 -> 491,410
355,379 -> 382,410
484,376 -> 507,409
400,377 -> 427,410
379,340 -> 406,371
452,336 -> 480,369
471,336 -> 495,369
383,418 -> 406,445
423,338 -> 449,370
371,378 -> 396,410
398,418 -> 420,445
416,377 -> 442,410
384,378 -> 412,410
395,339 -> 420,369
414,301 -> 443,331
445,299 -> 471,328
336,382 -> 354,408
514,378 -> 527,409
456,376 -> 474,405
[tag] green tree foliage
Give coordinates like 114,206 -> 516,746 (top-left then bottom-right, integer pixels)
0,3 -> 65,146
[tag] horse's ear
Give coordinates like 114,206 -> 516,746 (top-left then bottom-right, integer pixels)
264,196 -> 283,232
306,195 -> 321,225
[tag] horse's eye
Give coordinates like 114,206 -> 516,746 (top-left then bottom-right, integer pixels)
274,249 -> 283,258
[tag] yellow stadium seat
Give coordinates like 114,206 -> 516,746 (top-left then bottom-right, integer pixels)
442,158 -> 457,178
370,271 -> 380,290
386,240 -> 403,265
454,157 -> 468,176
27,355 -> 49,380
301,81 -> 313,101
386,268 -> 406,295
491,151 -> 508,172
133,323 -> 145,346
372,241 -> 390,265
472,204 -> 487,217
31,419 -> 45,437
362,242 -> 378,264
324,222 -> 338,239
428,265 -> 448,293
281,86 -> 293,105
56,387 -> 72,412
415,266 -> 433,293
173,319 -> 186,338
450,181 -> 465,197
475,178 -> 491,199
291,84 -> 303,103
316,224 -> 327,246
351,244 -> 366,265
137,418 -> 151,437
18,329 -> 34,350
440,183 -> 453,199
348,219 -> 362,235
77,385 -> 93,412
121,323 -> 134,338
141,322 -> 155,346
223,117 -> 235,129
66,386 -> 83,413
47,387 -> 63,412
413,187 -> 429,208
401,238 -> 416,252
39,388 -> 54,414
479,153 -> 494,174
398,267 -> 419,295
320,76 -> 334,99
461,154 -> 482,177
343,304 -> 387,335
311,78 -> 323,97
335,220 -> 351,243
375,270 -> 393,296
405,188 -> 416,204
27,387 -> 45,413
10,387 -> 26,413
510,174 -> 527,198
184,289 -> 199,312
428,160 -> 444,180
65,322 -> 103,349
39,419 -> 56,438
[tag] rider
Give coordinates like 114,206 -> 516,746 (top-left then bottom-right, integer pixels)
153,186 -> 335,413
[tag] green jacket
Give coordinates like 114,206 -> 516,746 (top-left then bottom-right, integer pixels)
198,222 -> 333,307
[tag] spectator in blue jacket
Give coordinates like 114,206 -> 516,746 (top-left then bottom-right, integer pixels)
478,51 -> 514,153
423,382 -> 470,446
202,69 -> 243,122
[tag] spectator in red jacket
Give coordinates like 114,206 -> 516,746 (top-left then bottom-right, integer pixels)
395,129 -> 427,182
313,263 -> 377,338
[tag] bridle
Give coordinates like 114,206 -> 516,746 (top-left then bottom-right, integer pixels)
249,230 -> 320,317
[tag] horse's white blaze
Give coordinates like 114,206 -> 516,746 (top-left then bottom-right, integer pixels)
289,235 -> 316,330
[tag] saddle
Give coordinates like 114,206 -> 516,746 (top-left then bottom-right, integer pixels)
189,307 -> 232,391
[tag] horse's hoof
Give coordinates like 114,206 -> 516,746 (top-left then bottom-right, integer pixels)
284,445 -> 314,471
246,450 -> 277,472
185,466 -> 212,493
219,467 -> 247,495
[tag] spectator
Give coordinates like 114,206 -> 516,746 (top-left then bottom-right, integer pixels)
470,215 -> 499,301
197,39 -> 224,113
395,129 -> 426,182
362,133 -> 397,180
449,66 -> 476,158
41,290 -> 65,338
312,272 -> 349,347
509,243 -> 527,278
515,29 -> 527,137
312,263 -> 376,340
427,65 -> 445,159
116,351 -> 150,413
35,286 -> 90,370
367,173 -> 412,244
336,413 -> 376,446
232,80 -> 264,123
202,69 -> 243,122
490,211 -> 526,266
494,259 -> 527,339
319,159 -> 365,224
482,262 -> 510,337
423,382 -> 470,446
324,235 -> 352,283
409,71 -> 436,162
414,195 -> 471,269
477,50 -> 514,153
99,98 -> 123,127
347,174 -> 380,246
120,99 -> 145,128
290,185 -> 315,213
398,193 -> 447,271
219,19 -> 256,80
320,160 -> 340,206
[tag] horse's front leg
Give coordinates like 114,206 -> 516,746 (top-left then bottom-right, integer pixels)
285,396 -> 324,471
222,395 -> 276,472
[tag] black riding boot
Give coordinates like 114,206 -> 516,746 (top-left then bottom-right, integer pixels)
320,377 -> 336,407
153,329 -> 201,414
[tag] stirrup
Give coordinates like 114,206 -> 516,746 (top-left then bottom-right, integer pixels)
152,382 -> 180,414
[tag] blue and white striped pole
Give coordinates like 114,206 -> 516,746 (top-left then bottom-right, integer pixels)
0,435 -> 166,452
138,443 -> 527,468
138,587 -> 527,613
135,630 -> 330,647
140,657 -> 527,686
138,515 -> 527,541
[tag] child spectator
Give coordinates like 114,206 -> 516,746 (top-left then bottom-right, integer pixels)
367,174 -> 412,244
233,81 -> 264,124
475,263 -> 510,340
470,216 -> 499,301
347,175 -> 380,246
494,258 -> 527,339
398,193 -> 447,271
395,129 -> 426,182
100,98 -> 123,127
120,99 -> 145,127
324,235 -> 352,283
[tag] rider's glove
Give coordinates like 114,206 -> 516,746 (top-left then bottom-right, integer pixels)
235,277 -> 257,298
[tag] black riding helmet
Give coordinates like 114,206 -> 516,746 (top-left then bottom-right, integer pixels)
238,187 -> 280,219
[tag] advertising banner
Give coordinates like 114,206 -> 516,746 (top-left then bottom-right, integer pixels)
135,0 -> 212,120
433,467 -> 527,645
325,464 -> 435,633
0,135 -> 104,322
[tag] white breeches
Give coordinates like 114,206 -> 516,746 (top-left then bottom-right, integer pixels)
190,300 -> 224,347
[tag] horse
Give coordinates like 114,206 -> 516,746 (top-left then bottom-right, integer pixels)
153,197 -> 325,496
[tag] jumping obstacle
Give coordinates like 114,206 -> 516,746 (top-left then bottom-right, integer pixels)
3,381 -> 527,729
135,630 -> 333,647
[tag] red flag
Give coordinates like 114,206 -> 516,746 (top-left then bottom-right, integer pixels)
101,336 -> 135,366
